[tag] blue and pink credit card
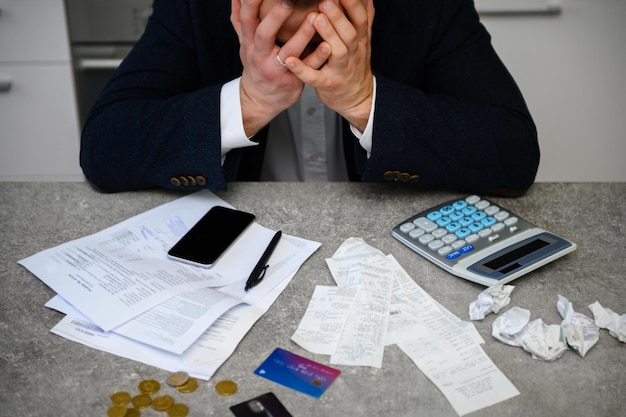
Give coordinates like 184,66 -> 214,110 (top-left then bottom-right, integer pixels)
254,348 -> 341,398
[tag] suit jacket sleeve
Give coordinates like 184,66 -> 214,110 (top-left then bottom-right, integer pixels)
80,0 -> 239,192
363,0 -> 539,196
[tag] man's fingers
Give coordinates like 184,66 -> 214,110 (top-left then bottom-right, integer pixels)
284,57 -> 324,86
299,41 -> 332,70
312,13 -> 348,62
337,0 -> 370,39
230,0 -> 243,38
276,12 -> 319,63
318,0 -> 358,48
254,1 -> 295,56
238,0 -> 263,42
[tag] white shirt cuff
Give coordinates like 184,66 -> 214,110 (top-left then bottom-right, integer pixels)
349,75 -> 376,157
220,77 -> 258,159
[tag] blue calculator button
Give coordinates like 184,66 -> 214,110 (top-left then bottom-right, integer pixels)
469,222 -> 484,233
440,205 -> 455,215
436,216 -> 452,227
472,211 -> 486,221
456,228 -> 471,238
446,222 -> 462,233
452,200 -> 467,210
427,211 -> 442,221
482,216 -> 496,227
459,217 -> 473,226
449,211 -> 464,221
462,206 -> 477,215
460,244 -> 475,254
446,251 -> 462,260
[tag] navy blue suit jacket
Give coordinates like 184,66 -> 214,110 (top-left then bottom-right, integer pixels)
80,0 -> 539,196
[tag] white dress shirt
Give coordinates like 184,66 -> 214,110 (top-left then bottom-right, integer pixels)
219,77 -> 376,181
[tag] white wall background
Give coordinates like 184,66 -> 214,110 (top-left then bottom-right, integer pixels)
477,0 -> 626,182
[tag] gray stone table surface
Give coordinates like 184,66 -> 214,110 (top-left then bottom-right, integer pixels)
1,182 -> 624,417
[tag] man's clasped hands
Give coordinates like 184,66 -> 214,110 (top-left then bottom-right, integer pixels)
230,0 -> 375,136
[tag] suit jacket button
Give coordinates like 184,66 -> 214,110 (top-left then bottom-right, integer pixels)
383,171 -> 395,181
409,174 -> 420,183
170,177 -> 181,187
399,172 -> 410,182
195,176 -> 207,186
187,176 -> 197,187
179,176 -> 189,186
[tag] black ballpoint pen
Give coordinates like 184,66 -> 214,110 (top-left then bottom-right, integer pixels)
245,230 -> 282,291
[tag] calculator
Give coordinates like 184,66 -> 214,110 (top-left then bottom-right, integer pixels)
391,195 -> 576,286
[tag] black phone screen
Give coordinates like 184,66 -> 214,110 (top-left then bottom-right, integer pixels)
167,206 -> 255,267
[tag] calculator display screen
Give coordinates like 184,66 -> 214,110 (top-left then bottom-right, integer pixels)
483,238 -> 550,271
468,232 -> 573,280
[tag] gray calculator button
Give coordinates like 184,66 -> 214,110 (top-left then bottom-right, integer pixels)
484,205 -> 500,216
442,234 -> 457,244
432,228 -> 447,239
492,223 -> 505,232
399,223 -> 415,233
409,228 -> 425,239
494,211 -> 510,222
428,240 -> 444,250
465,233 -> 480,243
451,240 -> 466,249
413,217 -> 438,232
478,228 -> 493,238
475,200 -> 490,210
419,234 -> 435,244
438,246 -> 453,256
466,195 -> 481,205
504,217 -> 519,226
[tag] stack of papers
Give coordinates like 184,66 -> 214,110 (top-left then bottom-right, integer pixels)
19,191 -> 320,380
292,238 -> 519,416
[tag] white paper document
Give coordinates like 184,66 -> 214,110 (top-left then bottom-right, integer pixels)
557,295 -> 599,357
19,190 -> 321,377
492,307 -> 567,361
293,238 -> 516,415
588,301 -> 626,342
291,285 -> 359,355
469,284 -> 515,320
330,261 -> 394,368
46,288 -> 239,355
398,338 -> 519,416
19,191 -> 313,332
48,274 -> 294,380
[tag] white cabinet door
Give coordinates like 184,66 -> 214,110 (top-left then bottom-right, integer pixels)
0,65 -> 83,181
0,0 -> 70,62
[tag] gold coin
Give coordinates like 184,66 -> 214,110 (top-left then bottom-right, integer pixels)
152,395 -> 174,411
175,377 -> 198,393
214,379 -> 238,396
166,403 -> 189,417
110,391 -> 132,406
138,379 -> 160,395
125,408 -> 141,417
166,371 -> 190,387
107,405 -> 128,417
131,394 -> 152,409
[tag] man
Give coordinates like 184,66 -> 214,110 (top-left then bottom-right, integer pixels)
80,0 -> 539,196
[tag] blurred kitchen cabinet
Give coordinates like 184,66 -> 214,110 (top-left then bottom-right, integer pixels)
0,0 -> 83,181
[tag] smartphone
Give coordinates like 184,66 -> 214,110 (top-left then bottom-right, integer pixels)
167,206 -> 255,268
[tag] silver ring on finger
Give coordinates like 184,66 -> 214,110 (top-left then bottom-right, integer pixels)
276,54 -> 288,67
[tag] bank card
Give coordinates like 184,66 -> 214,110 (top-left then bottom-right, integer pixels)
230,392 -> 293,417
254,347 -> 341,398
